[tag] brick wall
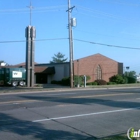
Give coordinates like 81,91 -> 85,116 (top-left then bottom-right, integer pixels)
74,53 -> 123,82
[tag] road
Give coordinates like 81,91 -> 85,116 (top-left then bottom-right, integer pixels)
0,87 -> 140,140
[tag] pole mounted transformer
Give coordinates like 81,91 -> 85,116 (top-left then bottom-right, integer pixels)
71,18 -> 77,27
25,26 -> 36,87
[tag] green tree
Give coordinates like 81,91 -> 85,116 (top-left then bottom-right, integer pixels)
50,52 -> 68,63
124,71 -> 136,83
124,71 -> 136,77
74,75 -> 91,86
0,60 -> 4,64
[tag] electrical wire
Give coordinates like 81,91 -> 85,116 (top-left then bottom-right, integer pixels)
74,38 -> 140,50
97,0 -> 140,7
74,29 -> 140,41
35,38 -> 68,42
75,5 -> 139,23
0,5 -> 67,14
0,37 -> 140,50
0,38 -> 68,44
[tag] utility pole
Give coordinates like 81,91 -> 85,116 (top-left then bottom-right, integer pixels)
25,0 -> 36,87
25,26 -> 36,87
27,0 -> 33,25
67,0 -> 75,88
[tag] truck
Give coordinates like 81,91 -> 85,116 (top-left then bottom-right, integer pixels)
0,67 -> 26,87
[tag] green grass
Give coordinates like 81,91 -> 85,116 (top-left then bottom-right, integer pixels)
87,83 -> 140,88
101,135 -> 137,140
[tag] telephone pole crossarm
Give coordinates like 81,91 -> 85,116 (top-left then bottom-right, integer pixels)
66,6 -> 75,12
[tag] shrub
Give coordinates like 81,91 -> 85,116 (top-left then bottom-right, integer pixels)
86,75 -> 91,81
107,82 -> 116,85
51,80 -> 57,84
85,82 -> 97,86
92,82 -> 98,85
51,80 -> 61,84
74,75 -> 91,86
87,82 -> 92,85
126,76 -> 136,83
94,80 -> 107,85
109,75 -> 125,84
61,77 -> 70,86
74,75 -> 83,86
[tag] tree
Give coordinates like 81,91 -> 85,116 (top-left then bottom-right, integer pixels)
50,52 -> 68,63
124,71 -> 136,83
0,60 -> 4,64
124,71 -> 136,77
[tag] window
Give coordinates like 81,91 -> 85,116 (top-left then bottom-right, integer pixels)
96,65 -> 102,80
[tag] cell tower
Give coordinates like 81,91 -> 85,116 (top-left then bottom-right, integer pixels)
25,0 -> 36,87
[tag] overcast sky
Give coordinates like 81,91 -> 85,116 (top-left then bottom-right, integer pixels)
0,0 -> 140,74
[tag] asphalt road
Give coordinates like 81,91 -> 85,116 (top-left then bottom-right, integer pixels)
0,88 -> 140,140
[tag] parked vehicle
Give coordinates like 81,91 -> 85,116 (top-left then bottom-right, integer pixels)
0,67 -> 26,86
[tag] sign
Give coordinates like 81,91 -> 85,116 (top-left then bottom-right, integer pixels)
127,127 -> 140,140
12,71 -> 22,78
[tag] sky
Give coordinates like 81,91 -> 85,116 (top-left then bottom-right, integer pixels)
0,0 -> 140,74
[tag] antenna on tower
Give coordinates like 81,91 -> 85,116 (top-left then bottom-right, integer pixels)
27,0 -> 33,25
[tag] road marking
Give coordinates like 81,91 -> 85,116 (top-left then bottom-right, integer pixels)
66,93 -> 134,99
32,106 -> 140,123
13,103 -> 20,105
0,99 -> 39,105
47,92 -> 78,96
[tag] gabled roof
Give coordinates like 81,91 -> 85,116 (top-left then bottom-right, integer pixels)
74,53 -> 119,63
14,62 -> 38,67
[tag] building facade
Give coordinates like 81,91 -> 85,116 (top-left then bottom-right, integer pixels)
35,63 -> 69,84
73,53 -> 123,82
14,53 -> 123,84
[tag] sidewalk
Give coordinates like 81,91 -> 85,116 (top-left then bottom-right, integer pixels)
0,83 -> 139,95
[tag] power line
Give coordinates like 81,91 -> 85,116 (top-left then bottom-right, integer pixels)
75,5 -> 139,23
74,39 -> 140,50
0,5 -> 67,14
0,40 -> 25,43
1,38 -> 140,50
35,38 -> 68,41
74,29 -> 140,41
0,38 -> 68,44
97,0 -> 140,7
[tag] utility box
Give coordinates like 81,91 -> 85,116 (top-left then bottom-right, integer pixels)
83,75 -> 86,88
0,67 -> 26,86
71,18 -> 77,27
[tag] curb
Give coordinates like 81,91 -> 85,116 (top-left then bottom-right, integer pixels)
0,86 -> 139,95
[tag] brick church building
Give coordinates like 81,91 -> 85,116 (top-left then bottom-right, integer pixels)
73,53 -> 123,82
14,53 -> 123,84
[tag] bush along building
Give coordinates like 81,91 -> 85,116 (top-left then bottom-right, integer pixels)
13,53 -> 123,86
